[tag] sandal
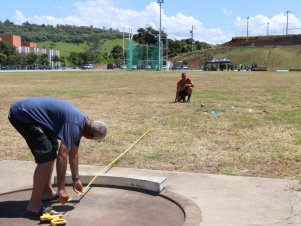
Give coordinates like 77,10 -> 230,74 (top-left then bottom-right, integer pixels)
42,193 -> 59,202
24,209 -> 43,219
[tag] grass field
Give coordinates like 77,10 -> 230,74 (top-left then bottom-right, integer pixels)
0,70 -> 300,180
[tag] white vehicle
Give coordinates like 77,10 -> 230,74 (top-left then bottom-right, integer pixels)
81,64 -> 94,70
120,64 -> 127,69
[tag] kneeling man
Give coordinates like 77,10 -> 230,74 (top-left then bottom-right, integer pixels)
175,72 -> 194,102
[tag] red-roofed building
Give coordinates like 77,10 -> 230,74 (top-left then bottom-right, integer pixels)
0,34 -> 60,67
0,34 -> 22,47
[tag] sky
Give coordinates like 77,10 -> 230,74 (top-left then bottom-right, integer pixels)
1,0 -> 301,44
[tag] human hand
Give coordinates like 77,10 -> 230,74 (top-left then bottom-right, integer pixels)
73,179 -> 84,195
58,189 -> 69,204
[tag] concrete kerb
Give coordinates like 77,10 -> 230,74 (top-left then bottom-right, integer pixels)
0,159 -> 202,226
59,175 -> 167,193
57,175 -> 202,226
160,190 -> 202,226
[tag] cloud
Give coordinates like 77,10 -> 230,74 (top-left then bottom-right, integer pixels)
234,13 -> 301,36
222,9 -> 232,16
12,0 -> 230,44
14,10 -> 27,23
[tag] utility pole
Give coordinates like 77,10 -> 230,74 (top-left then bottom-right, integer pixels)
247,16 -> 249,37
163,28 -> 168,63
267,22 -> 269,36
190,25 -> 194,52
166,33 -> 168,63
286,10 -> 290,36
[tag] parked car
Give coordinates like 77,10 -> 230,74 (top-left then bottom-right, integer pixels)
81,64 -> 94,70
172,65 -> 182,70
145,64 -> 151,70
131,65 -> 137,70
182,65 -> 188,70
120,64 -> 127,70
107,64 -> 114,70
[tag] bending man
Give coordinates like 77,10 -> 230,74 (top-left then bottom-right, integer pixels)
8,97 -> 107,216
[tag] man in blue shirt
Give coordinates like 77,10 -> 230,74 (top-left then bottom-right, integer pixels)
8,97 -> 107,217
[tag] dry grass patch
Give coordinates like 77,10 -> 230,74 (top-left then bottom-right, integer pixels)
0,70 -> 300,179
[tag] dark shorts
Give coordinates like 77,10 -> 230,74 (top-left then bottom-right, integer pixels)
179,88 -> 188,98
8,110 -> 58,164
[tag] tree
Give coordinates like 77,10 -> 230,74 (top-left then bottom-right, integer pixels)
80,52 -> 99,64
67,51 -> 100,67
3,19 -> 13,25
38,53 -> 49,67
0,41 -> 20,64
26,52 -> 39,65
194,41 -> 212,50
0,41 -> 18,57
52,55 -> 60,68
60,56 -> 66,65
111,45 -> 123,65
86,34 -> 101,51
133,26 -> 158,45
67,52 -> 83,67
0,52 -> 7,64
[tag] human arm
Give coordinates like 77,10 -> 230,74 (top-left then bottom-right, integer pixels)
184,78 -> 194,88
175,81 -> 182,102
56,142 -> 69,204
69,144 -> 83,194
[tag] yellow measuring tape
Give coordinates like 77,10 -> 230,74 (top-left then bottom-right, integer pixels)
62,123 -> 157,215
82,126 -> 153,193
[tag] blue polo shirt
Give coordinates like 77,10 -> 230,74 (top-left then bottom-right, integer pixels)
10,97 -> 88,151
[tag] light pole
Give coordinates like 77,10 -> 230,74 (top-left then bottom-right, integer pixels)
247,16 -> 249,37
190,25 -> 194,52
122,28 -> 125,65
267,22 -> 269,36
163,28 -> 168,63
286,10 -> 290,36
157,0 -> 164,70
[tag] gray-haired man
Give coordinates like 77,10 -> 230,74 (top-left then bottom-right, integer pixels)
8,97 -> 107,217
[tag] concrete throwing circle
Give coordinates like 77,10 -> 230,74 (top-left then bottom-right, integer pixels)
0,186 -> 191,226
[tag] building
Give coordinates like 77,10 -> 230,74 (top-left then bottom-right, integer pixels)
0,34 -> 22,47
0,34 -> 60,67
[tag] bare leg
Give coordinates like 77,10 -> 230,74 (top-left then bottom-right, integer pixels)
175,91 -> 180,102
42,160 -> 57,200
187,87 -> 192,102
27,160 -> 55,212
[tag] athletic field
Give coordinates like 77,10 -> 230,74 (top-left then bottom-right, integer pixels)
1,70 -> 300,179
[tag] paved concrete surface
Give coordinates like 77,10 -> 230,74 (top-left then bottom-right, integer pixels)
0,187 -> 186,226
0,160 -> 300,226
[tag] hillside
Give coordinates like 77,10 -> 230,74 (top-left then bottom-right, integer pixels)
221,34 -> 301,47
0,20 -> 122,43
175,35 -> 301,70
38,39 -> 126,60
